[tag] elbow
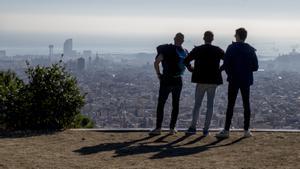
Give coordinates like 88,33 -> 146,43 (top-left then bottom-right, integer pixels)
154,61 -> 160,68
253,64 -> 259,71
183,60 -> 190,68
220,65 -> 225,71
184,63 -> 190,68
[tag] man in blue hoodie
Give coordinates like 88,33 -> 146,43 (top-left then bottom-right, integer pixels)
216,28 -> 258,138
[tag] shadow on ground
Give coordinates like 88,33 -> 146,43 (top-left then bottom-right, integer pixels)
73,133 -> 247,159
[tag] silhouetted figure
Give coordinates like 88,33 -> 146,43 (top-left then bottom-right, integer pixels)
184,31 -> 224,136
149,33 -> 188,136
216,28 -> 259,138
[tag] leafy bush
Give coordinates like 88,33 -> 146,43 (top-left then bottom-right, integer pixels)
24,62 -> 85,129
72,114 -> 95,128
0,71 -> 25,130
0,62 -> 93,130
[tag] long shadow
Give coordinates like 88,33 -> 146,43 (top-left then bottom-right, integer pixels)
212,137 -> 246,148
150,137 -> 247,159
113,134 -> 192,157
153,134 -> 172,143
180,135 -> 206,146
74,133 -> 247,158
73,135 -> 156,155
150,137 -> 226,159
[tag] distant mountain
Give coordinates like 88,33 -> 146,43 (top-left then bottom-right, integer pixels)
261,50 -> 300,72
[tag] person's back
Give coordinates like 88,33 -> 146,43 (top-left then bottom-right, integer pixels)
224,42 -> 258,87
149,32 -> 188,136
216,28 -> 259,139
157,43 -> 187,79
184,31 -> 224,136
191,44 -> 224,84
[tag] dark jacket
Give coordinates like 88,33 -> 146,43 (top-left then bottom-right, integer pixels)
223,42 -> 259,87
156,44 -> 188,77
184,44 -> 224,84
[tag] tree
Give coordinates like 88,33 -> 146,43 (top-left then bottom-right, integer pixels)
24,62 -> 85,129
0,61 -> 92,130
0,70 -> 25,129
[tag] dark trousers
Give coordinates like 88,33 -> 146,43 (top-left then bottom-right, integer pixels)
224,83 -> 251,131
156,76 -> 182,129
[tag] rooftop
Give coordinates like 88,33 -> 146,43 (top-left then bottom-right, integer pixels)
0,130 -> 299,169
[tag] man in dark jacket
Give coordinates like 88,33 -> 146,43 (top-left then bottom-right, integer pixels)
149,32 -> 188,135
216,28 -> 259,138
184,31 -> 224,136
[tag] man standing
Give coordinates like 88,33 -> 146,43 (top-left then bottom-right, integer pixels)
184,31 -> 224,136
149,32 -> 188,135
216,28 -> 259,138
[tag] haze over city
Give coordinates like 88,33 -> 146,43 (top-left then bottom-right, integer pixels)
1,0 -> 300,57
1,1 -> 300,168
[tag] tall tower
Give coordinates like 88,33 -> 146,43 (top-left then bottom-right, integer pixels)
63,39 -> 73,57
77,57 -> 85,71
49,45 -> 54,60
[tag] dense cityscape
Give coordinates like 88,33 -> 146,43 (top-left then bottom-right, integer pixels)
1,39 -> 300,130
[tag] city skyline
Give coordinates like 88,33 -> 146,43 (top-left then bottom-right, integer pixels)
0,0 -> 300,56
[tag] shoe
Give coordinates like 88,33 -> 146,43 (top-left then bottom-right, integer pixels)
185,127 -> 196,135
149,128 -> 161,136
203,129 -> 209,136
216,129 -> 229,138
244,130 -> 253,138
169,128 -> 178,135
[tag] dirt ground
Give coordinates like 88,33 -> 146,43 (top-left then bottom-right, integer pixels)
0,130 -> 299,169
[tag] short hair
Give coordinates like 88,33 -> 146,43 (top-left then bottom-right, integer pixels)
204,31 -> 214,42
175,32 -> 184,39
236,28 -> 247,41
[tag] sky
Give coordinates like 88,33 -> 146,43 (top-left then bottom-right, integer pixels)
0,0 -> 300,57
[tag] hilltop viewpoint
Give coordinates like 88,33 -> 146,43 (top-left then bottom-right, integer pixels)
0,130 -> 299,169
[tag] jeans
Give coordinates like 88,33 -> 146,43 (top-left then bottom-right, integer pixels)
156,76 -> 182,129
224,83 -> 251,131
190,83 -> 217,131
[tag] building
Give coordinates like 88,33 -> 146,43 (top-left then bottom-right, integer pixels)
63,39 -> 76,57
49,45 -> 54,60
83,50 -> 92,58
0,50 -> 6,57
77,57 -> 85,71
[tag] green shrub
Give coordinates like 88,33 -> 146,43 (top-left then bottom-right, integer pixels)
0,70 -> 25,130
24,62 -> 85,129
72,114 -> 95,128
0,62 -> 90,130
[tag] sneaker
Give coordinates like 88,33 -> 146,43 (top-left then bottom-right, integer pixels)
244,130 -> 253,138
215,129 -> 229,138
149,128 -> 161,136
169,128 -> 178,135
185,127 -> 196,135
203,129 -> 210,136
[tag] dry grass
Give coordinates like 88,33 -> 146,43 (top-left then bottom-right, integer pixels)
0,130 -> 299,169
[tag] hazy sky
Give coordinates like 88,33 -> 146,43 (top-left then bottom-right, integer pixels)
1,0 -> 300,56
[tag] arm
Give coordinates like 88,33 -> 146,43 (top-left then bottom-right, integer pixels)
222,46 -> 232,74
219,48 -> 225,60
251,50 -> 259,72
184,48 -> 196,72
219,48 -> 225,71
154,54 -> 163,80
